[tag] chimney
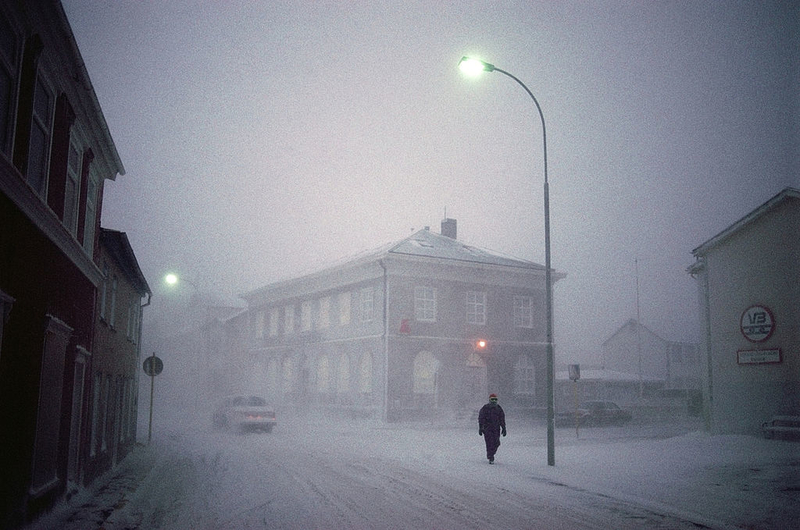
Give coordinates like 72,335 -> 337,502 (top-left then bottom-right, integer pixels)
441,218 -> 457,239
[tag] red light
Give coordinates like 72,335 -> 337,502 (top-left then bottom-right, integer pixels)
476,339 -> 487,349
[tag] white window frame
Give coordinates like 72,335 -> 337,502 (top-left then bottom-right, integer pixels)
83,170 -> 99,254
64,139 -> 82,235
0,13 -> 19,157
284,305 -> 294,334
514,295 -> 533,328
514,355 -> 536,395
318,296 -> 330,329
301,301 -> 312,332
414,286 -> 436,322
360,287 -> 374,323
27,74 -> 54,197
254,310 -> 266,339
269,308 -> 279,336
466,291 -> 486,325
339,292 -> 351,326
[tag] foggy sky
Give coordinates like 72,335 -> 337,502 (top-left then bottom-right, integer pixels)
61,0 -> 798,364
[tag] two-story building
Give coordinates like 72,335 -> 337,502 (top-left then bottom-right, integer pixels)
236,219 -> 564,422
688,187 -> 799,435
0,2 -> 145,525
84,229 -> 150,484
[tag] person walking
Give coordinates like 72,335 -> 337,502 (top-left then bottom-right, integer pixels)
478,393 -> 506,464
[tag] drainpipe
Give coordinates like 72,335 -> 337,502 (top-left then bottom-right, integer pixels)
378,260 -> 389,423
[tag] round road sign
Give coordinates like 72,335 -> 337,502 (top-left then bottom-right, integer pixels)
143,355 -> 164,376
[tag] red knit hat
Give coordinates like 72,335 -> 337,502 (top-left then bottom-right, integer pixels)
489,393 -> 498,399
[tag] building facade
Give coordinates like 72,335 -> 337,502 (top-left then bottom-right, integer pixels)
601,319 -> 701,393
0,2 -> 142,525
688,188 -> 799,435
84,229 -> 150,484
235,220 -> 564,422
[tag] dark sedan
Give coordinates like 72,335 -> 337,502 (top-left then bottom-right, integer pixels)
555,400 -> 632,427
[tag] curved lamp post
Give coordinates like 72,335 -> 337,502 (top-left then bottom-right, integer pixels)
459,56 -> 555,466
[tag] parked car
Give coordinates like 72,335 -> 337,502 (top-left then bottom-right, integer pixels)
555,400 -> 632,427
213,395 -> 277,433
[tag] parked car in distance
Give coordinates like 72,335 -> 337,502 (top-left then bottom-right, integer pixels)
213,395 -> 277,433
555,400 -> 632,427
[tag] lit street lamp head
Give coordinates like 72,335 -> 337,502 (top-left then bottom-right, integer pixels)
164,273 -> 179,286
458,56 -> 495,76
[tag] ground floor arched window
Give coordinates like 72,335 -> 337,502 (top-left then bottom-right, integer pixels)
514,355 -> 535,406
413,351 -> 440,407
359,352 -> 372,394
317,354 -> 330,393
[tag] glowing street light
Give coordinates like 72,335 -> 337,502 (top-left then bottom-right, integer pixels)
459,55 -> 556,466
164,272 -> 197,290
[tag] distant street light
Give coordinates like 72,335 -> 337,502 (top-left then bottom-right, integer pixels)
459,56 -> 556,467
164,272 -> 198,291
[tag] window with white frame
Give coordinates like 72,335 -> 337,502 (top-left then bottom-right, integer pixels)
27,75 -> 53,197
337,353 -> 350,394
514,355 -> 535,397
316,355 -> 330,393
0,14 -> 18,157
360,287 -> 374,322
514,295 -> 533,328
269,308 -> 279,336
109,276 -> 117,328
359,352 -> 372,393
83,171 -> 99,253
339,292 -> 351,325
301,301 -> 312,331
254,310 -> 266,339
414,286 -> 436,322
284,305 -> 294,334
466,291 -> 486,325
99,262 -> 108,321
64,140 -> 81,235
318,296 -> 330,329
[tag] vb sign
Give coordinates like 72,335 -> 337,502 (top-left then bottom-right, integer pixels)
143,355 -> 164,377
740,305 -> 775,343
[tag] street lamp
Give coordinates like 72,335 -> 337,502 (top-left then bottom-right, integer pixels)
164,273 -> 198,291
459,56 -> 556,466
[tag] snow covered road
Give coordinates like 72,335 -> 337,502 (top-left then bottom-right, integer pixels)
27,414 -> 799,529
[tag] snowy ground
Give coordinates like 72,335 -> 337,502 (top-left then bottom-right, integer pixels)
26,411 -> 800,530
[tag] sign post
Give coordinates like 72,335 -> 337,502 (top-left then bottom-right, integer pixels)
143,352 -> 164,444
568,364 -> 581,438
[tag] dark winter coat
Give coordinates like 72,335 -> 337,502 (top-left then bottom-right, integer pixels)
478,402 -> 506,460
478,402 -> 506,434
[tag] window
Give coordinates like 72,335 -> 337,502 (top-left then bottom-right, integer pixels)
27,75 -> 53,197
282,357 -> 294,393
514,355 -> 535,396
269,308 -> 279,336
284,305 -> 294,334
254,310 -> 266,339
301,301 -> 312,332
514,296 -> 533,328
466,291 -> 486,325
359,352 -> 372,393
413,351 -> 439,395
64,141 -> 81,234
339,292 -> 351,325
0,14 -> 18,157
337,353 -> 350,394
90,372 -> 101,456
108,276 -> 117,328
316,355 -> 330,393
83,171 -> 99,253
318,297 -> 330,329
99,262 -> 108,320
414,286 -> 436,322
360,287 -> 374,322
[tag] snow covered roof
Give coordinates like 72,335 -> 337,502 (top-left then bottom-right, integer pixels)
242,226 -> 554,301
691,187 -> 799,258
388,229 -> 544,270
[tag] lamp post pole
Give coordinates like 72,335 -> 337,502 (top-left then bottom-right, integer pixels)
459,57 -> 555,466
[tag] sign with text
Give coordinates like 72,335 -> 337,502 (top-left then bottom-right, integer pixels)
737,349 -> 781,365
740,305 -> 775,343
